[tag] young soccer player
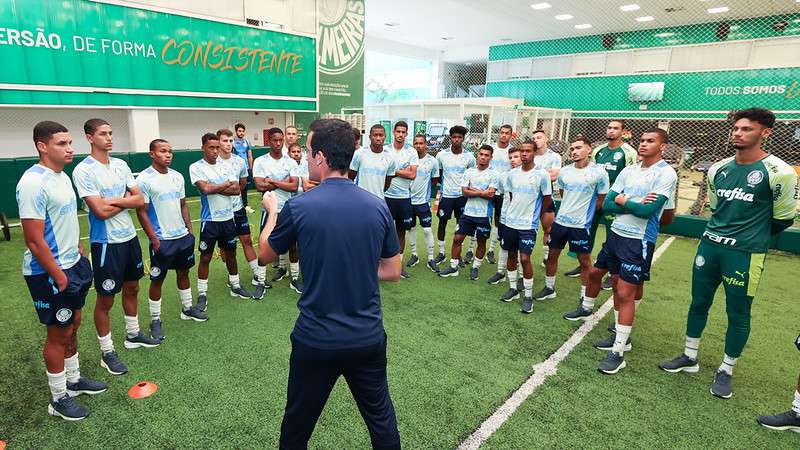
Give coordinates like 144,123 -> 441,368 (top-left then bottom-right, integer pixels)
349,124 -> 397,199
487,146 -> 522,285
383,121 -> 419,279
498,140 -> 553,314
72,118 -> 159,377
18,121 -> 106,421
535,137 -> 608,302
439,145 -> 498,280
487,124 -> 513,265
660,108 -> 798,398
190,133 -> 252,312
136,139 -> 207,341
433,125 -> 476,265
233,123 -> 254,212
406,134 -> 440,273
532,130 -> 563,267
289,143 -> 314,192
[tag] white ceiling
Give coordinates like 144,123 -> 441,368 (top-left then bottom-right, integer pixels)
365,0 -> 800,62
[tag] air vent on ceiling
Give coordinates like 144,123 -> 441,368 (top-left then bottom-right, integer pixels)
246,18 -> 260,26
664,7 -> 686,13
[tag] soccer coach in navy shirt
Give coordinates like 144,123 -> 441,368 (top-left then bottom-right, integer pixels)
259,119 -> 402,449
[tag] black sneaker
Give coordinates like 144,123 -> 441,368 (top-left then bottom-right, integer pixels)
598,351 -> 626,375
48,394 -> 89,421
593,333 -> 631,352
230,285 -> 253,299
181,306 -> 209,322
564,266 -> 581,278
458,258 -> 466,268
487,251 -> 496,265
500,288 -> 520,302
271,267 -> 288,282
757,410 -> 800,432
124,332 -> 161,349
439,266 -> 459,278
251,278 -> 272,289
252,283 -> 267,300
517,278 -> 524,292
563,306 -> 592,321
67,377 -> 108,397
520,297 -> 534,314
290,278 -> 304,294
100,351 -> 128,375
434,253 -> 446,264
711,370 -> 733,399
608,323 -> 616,334
601,275 -> 613,291
658,354 -> 699,373
469,267 -> 479,281
534,287 -> 556,300
427,260 -> 440,273
197,293 -> 208,312
150,319 -> 165,341
406,254 -> 419,268
487,272 -> 504,285
464,251 -> 474,265
400,270 -> 411,279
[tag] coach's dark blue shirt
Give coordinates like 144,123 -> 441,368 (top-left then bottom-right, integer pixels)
269,177 -> 400,350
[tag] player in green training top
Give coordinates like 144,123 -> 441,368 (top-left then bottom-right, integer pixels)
660,108 -> 799,399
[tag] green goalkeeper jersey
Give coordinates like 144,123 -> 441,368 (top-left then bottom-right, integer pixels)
591,143 -> 637,186
703,154 -> 798,253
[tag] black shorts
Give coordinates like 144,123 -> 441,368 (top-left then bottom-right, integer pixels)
199,220 -> 237,255
548,222 -> 591,254
25,256 -> 93,326
456,215 -> 491,240
149,234 -> 196,281
385,197 -> 413,231
438,196 -> 467,221
233,208 -> 251,236
545,201 -> 556,214
411,203 -> 433,228
91,238 -> 145,296
500,227 -> 536,255
492,195 -> 503,220
594,231 -> 655,285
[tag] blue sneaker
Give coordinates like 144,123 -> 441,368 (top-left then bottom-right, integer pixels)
67,377 -> 108,397
48,394 -> 89,421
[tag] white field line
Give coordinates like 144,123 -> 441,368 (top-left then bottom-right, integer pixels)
457,236 -> 676,450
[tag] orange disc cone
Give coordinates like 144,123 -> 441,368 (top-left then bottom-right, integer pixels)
128,381 -> 158,399
1,439 -> 6,450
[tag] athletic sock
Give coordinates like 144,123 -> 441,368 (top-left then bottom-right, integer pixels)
545,276 -> 555,289
580,285 -> 586,299
256,264 -> 267,283
542,245 -> 550,261
468,238 -> 476,253
613,324 -> 632,356
408,228 -> 418,256
719,354 -> 737,375
279,253 -> 288,269
423,228 -> 435,260
148,298 -> 161,321
98,333 -> 114,354
507,270 -> 518,290
178,288 -> 193,310
228,274 -> 241,289
488,226 -> 498,253
450,258 -> 459,270
582,295 -> 596,311
290,262 -> 300,280
64,353 -> 80,384
438,240 -> 446,255
248,259 -> 259,276
472,257 -> 482,269
523,278 -> 533,298
634,299 -> 642,311
124,315 -> 140,338
497,250 -> 508,274
792,390 -> 800,414
47,370 -> 67,402
197,278 -> 209,295
684,336 -> 700,360
614,309 -> 620,326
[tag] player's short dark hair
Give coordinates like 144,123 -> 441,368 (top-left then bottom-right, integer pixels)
499,124 -> 512,132
520,139 -> 536,147
201,132 -> 219,146
533,129 -> 547,136
149,138 -> 169,151
216,128 -> 233,138
234,122 -> 246,131
288,142 -> 302,151
449,125 -> 467,137
352,127 -> 361,141
508,146 -> 520,154
33,121 -> 68,146
268,127 -> 283,138
310,119 -> 355,173
84,118 -> 109,135
608,119 -> 626,129
733,108 -> 775,129
394,120 -> 408,131
642,128 -> 669,144
570,136 -> 593,148
413,133 -> 426,141
370,124 -> 385,135
479,144 -> 494,154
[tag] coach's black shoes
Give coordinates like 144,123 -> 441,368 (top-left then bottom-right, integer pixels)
469,267 -> 479,281
594,334 -> 631,352
500,288 -> 520,302
658,354 -> 700,373
563,306 -> 592,321
291,278 -> 304,294
230,285 -> 253,299
100,351 -> 128,376
124,332 -> 161,349
271,267 -> 288,282
48,395 -> 89,421
406,254 -> 419,268
67,377 -> 108,397
439,266 -> 459,278
197,293 -> 208,312
487,272 -> 504,285
711,370 -> 733,399
534,287 -> 556,301
150,319 -> 165,341
598,351 -> 626,375
434,253 -> 446,264
757,410 -> 800,432
427,259 -> 440,273
252,283 -> 267,300
181,306 -> 208,322
486,250 -> 496,265
520,297 -> 534,314
564,266 -> 581,278
601,275 -> 613,291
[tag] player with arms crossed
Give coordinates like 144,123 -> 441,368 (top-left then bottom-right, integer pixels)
384,121 -> 419,279
18,121 -> 106,421
486,124 -> 513,265
405,134 -> 440,273
660,108 -> 798,398
349,124 -> 397,199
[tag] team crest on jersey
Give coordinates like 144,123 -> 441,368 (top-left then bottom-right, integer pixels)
150,266 -> 161,278
102,279 -> 116,291
746,170 -> 763,186
694,255 -> 705,267
199,241 -> 208,251
55,308 -> 72,323
613,152 -> 622,161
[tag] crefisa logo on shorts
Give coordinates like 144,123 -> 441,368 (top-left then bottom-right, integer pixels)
318,0 -> 365,76
56,308 -> 72,323
102,279 -> 116,291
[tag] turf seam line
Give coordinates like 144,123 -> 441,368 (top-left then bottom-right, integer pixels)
456,236 -> 676,450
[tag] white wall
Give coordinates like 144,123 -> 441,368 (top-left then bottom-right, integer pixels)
158,110 -> 287,149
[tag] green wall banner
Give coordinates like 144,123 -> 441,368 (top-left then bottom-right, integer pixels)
0,0 -> 317,110
413,120 -> 427,136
